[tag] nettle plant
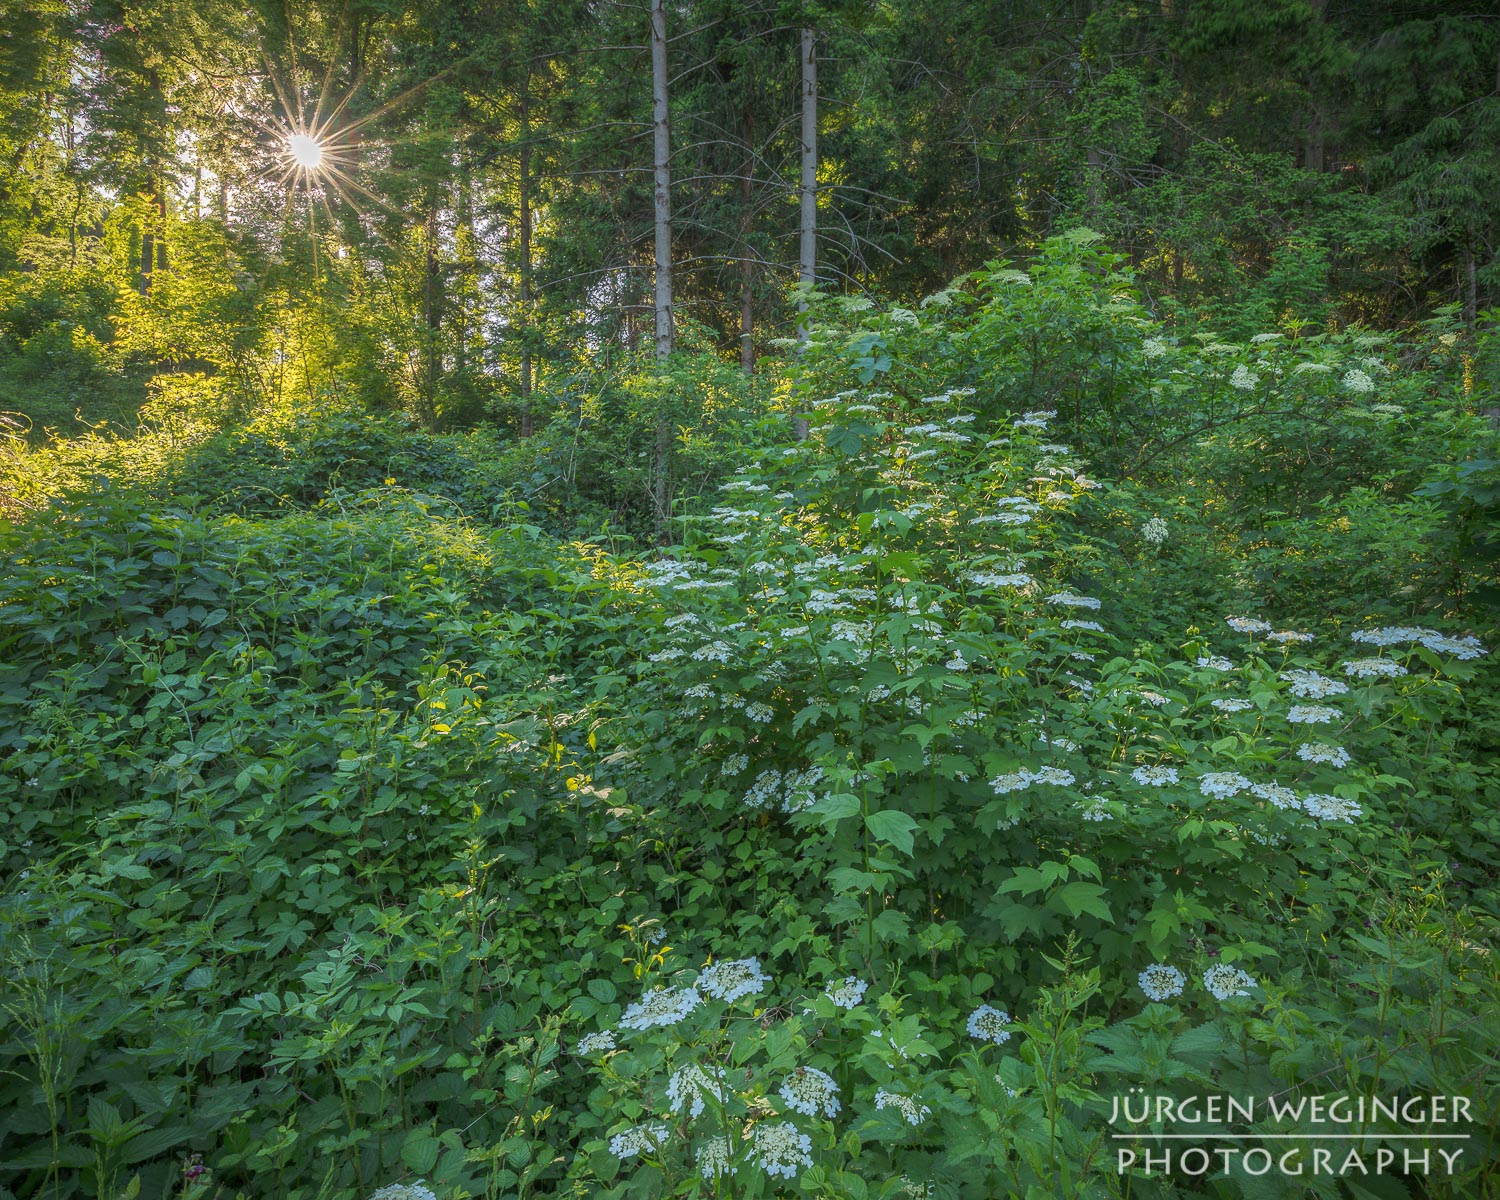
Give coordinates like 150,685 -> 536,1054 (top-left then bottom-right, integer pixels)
586,322 -> 1491,1190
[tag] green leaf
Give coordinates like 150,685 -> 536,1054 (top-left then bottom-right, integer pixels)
809,792 -> 861,825
865,809 -> 917,854
402,1130 -> 441,1174
587,978 -> 616,1003
1052,881 -> 1112,921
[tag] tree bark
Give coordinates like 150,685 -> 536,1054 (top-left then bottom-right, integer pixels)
794,26 -> 817,440
740,106 -> 755,374
519,84 -> 535,436
799,26 -> 817,317
423,206 -> 441,430
651,0 -> 674,361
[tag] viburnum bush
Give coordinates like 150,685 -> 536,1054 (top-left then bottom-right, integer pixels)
581,272 -> 1498,1196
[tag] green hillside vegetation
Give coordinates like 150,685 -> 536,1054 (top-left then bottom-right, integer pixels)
2,2 -> 1499,1199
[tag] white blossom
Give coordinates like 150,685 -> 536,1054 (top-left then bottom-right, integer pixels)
750,1122 -> 813,1180
966,1005 -> 1013,1044
1199,772 -> 1251,799
779,1067 -> 841,1118
826,976 -> 870,1009
1297,743 -> 1351,767
698,958 -> 771,1003
1203,964 -> 1256,1000
1302,793 -> 1363,823
1287,705 -> 1341,725
875,1089 -> 932,1126
620,986 -> 701,1031
609,1122 -> 671,1159
1138,964 -> 1186,1001
577,1031 -> 616,1055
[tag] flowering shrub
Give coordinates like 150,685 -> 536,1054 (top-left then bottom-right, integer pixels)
1,235 -> 1496,1199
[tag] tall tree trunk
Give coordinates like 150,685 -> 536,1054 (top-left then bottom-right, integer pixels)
518,85 -> 535,436
651,0 -> 674,361
1304,0 -> 1327,172
793,26 -> 817,440
138,69 -> 167,293
798,26 -> 817,318
1462,235 -> 1478,331
740,106 -> 755,374
423,206 -> 441,430
456,153 -> 473,376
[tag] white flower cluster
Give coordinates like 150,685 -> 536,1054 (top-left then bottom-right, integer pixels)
1230,364 -> 1258,391
696,1136 -> 736,1180
827,976 -> 870,1009
966,570 -> 1033,587
1196,655 -> 1234,670
1131,765 -> 1179,786
1302,793 -> 1363,823
1250,781 -> 1298,809
875,1090 -> 932,1126
1142,517 -> 1170,545
577,1031 -> 616,1055
699,958 -> 771,1003
1267,630 -> 1315,644
744,766 -> 824,814
668,1064 -> 728,1117
1350,627 -> 1487,660
966,1004 -> 1012,1044
1012,409 -> 1056,429
1342,368 -> 1375,393
969,511 -> 1034,528
1060,619 -> 1104,632
1287,705 -> 1341,725
1342,658 -> 1407,679
779,1067 -> 841,1117
1424,634 -> 1487,658
1203,963 -> 1256,1000
751,1121 -> 813,1179
1211,698 -> 1254,713
609,1122 -> 671,1159
620,986 -> 701,1031
369,1184 -> 438,1200
1048,592 -> 1102,610
1280,669 -> 1349,700
1297,743 -> 1351,767
989,766 -> 1075,795
1199,772 -> 1252,799
1226,616 -> 1272,633
1138,963 -> 1186,1001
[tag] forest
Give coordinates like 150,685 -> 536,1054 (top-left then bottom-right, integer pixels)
0,0 -> 1498,1198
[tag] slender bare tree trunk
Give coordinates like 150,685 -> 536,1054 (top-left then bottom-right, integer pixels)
519,85 -> 536,436
799,26 -> 817,318
456,154 -> 472,375
650,0 -> 674,538
793,26 -> 817,439
740,107 -> 755,374
423,206 -> 441,431
1305,0 -> 1327,172
651,0 -> 674,361
1462,236 -> 1478,331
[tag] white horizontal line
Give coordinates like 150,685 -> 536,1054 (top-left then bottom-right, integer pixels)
1111,1134 -> 1470,1140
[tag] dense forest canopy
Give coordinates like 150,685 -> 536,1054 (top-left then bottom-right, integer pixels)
1,3 -> 1499,1200
2,0 -> 1498,438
